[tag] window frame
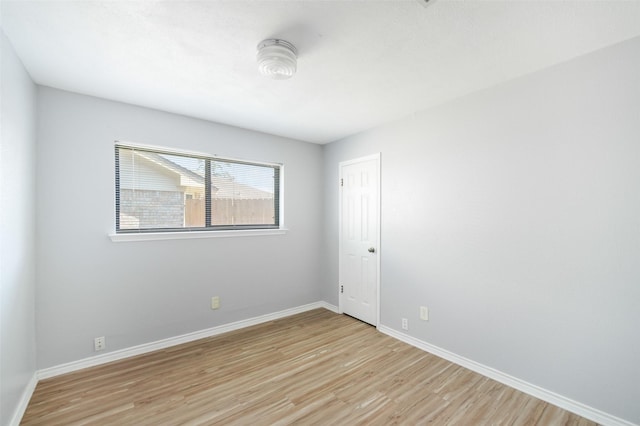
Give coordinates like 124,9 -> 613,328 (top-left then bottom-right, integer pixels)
112,141 -> 285,240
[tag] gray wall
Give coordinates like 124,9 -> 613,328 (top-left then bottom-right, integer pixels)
322,36 -> 640,424
35,87 -> 323,369
0,31 -> 37,425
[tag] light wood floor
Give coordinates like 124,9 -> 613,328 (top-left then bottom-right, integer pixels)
22,309 -> 596,425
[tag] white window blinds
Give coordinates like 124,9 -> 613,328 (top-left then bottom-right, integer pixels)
115,144 -> 281,232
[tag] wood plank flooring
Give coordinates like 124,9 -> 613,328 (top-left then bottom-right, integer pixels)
22,309 -> 596,425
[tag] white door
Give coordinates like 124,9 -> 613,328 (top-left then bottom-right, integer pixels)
339,154 -> 380,326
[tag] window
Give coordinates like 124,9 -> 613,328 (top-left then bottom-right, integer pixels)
115,143 -> 281,233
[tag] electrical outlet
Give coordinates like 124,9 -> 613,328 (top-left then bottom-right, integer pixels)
420,306 -> 429,321
211,296 -> 220,310
401,318 -> 409,330
94,336 -> 105,351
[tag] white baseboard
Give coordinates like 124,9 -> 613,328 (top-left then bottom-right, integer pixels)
317,301 -> 339,313
38,301 -> 332,380
9,372 -> 38,426
378,325 -> 636,426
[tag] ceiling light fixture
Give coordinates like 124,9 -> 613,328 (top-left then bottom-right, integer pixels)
257,39 -> 297,80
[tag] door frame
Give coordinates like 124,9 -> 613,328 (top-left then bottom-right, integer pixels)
338,153 -> 381,327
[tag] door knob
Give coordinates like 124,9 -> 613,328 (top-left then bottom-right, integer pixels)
368,247 -> 376,253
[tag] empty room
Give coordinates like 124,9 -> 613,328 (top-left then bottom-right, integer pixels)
1,1 -> 639,425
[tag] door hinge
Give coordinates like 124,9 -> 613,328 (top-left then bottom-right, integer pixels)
340,285 -> 344,294
340,178 -> 343,187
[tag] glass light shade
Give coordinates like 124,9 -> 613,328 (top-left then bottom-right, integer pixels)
257,39 -> 297,80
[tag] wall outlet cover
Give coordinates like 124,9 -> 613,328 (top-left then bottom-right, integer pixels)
211,296 -> 220,310
420,306 -> 429,321
94,336 -> 105,351
401,318 -> 409,330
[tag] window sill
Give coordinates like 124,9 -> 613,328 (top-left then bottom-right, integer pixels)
109,228 -> 288,242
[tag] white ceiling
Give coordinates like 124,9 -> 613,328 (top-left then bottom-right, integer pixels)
3,1 -> 640,144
